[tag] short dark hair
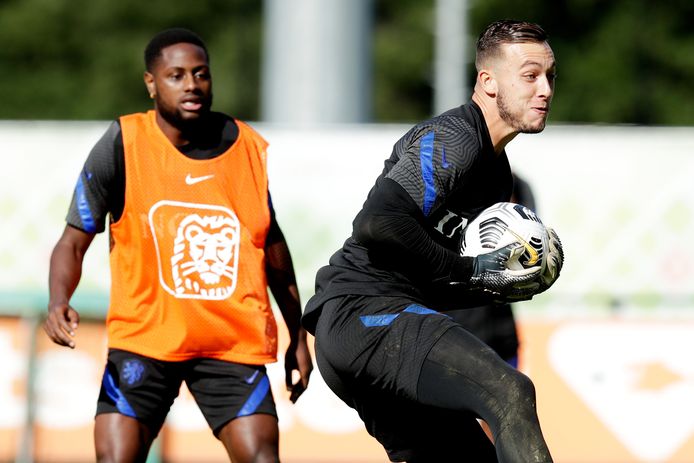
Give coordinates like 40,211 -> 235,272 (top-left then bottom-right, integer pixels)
475,20 -> 548,70
144,28 -> 208,71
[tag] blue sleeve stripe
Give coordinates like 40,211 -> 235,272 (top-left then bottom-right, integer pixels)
237,374 -> 271,417
75,174 -> 96,233
419,131 -> 437,216
102,369 -> 137,418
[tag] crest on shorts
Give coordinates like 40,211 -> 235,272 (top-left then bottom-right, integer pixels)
149,200 -> 240,300
121,359 -> 146,386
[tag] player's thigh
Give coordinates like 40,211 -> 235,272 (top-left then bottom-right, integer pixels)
185,359 -> 278,442
217,414 -> 279,463
417,325 -> 525,413
95,349 -> 183,459
94,413 -> 153,463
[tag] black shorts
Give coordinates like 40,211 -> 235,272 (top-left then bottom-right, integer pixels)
96,349 -> 277,436
314,295 -> 493,461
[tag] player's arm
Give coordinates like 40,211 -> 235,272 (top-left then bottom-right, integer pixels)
354,123 -> 479,283
354,178 -> 538,299
265,205 -> 313,403
354,177 -> 469,281
45,225 -> 95,348
45,121 -> 121,347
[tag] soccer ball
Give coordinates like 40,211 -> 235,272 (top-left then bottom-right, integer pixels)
460,202 -> 550,272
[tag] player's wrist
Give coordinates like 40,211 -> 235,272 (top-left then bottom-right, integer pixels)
449,255 -> 475,284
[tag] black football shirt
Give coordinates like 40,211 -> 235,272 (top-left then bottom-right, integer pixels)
303,101 -> 513,332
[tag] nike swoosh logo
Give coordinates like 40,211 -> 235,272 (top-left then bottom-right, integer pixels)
441,146 -> 451,169
244,370 -> 260,385
185,173 -> 215,185
507,229 -> 540,266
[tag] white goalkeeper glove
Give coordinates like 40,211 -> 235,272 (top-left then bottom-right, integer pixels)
537,226 -> 564,294
468,243 -> 541,300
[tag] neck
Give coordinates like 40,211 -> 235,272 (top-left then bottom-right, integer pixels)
471,91 -> 518,155
155,111 -> 209,146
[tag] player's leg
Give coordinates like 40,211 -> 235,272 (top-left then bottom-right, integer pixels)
216,415 -> 279,463
94,349 -> 182,462
448,303 -> 521,443
361,394 -> 497,462
314,295 -> 497,462
94,414 -> 153,463
478,352 -> 519,444
316,345 -> 496,463
417,326 -> 553,463
186,359 -> 279,463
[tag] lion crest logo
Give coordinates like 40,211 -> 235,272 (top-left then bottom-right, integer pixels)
149,201 -> 240,299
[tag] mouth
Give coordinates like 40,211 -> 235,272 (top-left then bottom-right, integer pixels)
180,98 -> 204,112
533,106 -> 550,116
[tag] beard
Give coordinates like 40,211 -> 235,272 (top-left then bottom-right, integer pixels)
157,94 -> 213,133
497,90 -> 546,134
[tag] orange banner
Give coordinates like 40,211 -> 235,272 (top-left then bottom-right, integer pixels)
521,319 -> 694,463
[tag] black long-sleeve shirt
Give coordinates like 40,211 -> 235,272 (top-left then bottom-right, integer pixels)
302,101 -> 513,333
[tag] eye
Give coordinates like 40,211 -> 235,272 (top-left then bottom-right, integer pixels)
523,73 -> 537,81
194,69 -> 211,80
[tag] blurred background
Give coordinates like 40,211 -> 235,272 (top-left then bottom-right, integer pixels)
2,0 -> 694,462
3,0 -> 694,124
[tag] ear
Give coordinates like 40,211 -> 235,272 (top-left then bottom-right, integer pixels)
477,69 -> 498,97
144,71 -> 156,99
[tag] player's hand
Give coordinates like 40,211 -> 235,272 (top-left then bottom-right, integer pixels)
501,283 -> 541,302
469,243 -> 541,298
537,227 -> 564,294
44,302 -> 80,348
284,334 -> 313,403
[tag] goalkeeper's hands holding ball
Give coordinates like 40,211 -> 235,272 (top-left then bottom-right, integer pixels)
461,227 -> 564,302
466,243 -> 542,301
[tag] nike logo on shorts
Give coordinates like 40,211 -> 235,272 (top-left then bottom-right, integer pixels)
185,173 -> 215,185
244,370 -> 260,384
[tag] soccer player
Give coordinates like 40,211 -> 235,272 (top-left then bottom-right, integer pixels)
302,20 -> 559,462
44,28 -> 312,463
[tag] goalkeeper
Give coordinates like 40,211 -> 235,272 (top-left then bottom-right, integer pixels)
302,20 -> 562,463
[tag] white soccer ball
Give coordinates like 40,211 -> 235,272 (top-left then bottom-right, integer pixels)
460,202 -> 550,272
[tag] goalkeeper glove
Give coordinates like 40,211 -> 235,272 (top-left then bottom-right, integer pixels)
468,243 -> 541,299
536,226 -> 564,294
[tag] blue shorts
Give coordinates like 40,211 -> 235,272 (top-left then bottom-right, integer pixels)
96,349 -> 277,436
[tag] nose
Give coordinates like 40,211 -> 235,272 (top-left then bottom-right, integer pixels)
184,73 -> 199,92
538,74 -> 553,99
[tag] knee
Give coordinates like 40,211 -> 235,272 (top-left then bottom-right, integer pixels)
227,445 -> 279,463
95,442 -> 150,463
500,369 -> 538,413
251,451 -> 280,463
508,370 -> 536,399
